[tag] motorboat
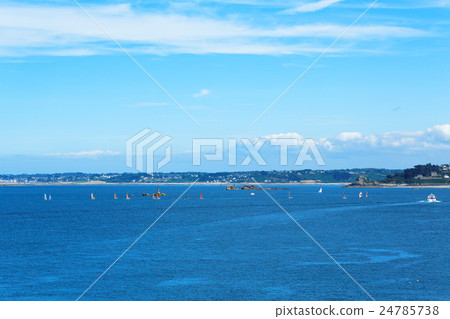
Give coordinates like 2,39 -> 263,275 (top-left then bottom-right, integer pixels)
427,194 -> 437,202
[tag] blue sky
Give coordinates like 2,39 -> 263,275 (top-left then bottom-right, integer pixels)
0,0 -> 449,173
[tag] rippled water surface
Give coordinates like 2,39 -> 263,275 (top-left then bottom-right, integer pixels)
0,185 -> 448,300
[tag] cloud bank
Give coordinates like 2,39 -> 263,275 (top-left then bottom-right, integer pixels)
264,124 -> 450,153
0,2 -> 429,57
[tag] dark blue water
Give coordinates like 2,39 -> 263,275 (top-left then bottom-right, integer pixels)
0,185 -> 449,300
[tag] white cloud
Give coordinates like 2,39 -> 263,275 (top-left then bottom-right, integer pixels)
364,135 -> 378,147
0,3 -> 429,57
333,126 -> 450,151
335,131 -> 363,142
45,150 -> 120,158
261,133 -> 334,150
194,89 -> 211,98
427,124 -> 450,140
262,132 -> 304,142
317,137 -> 334,150
265,124 -> 450,153
282,0 -> 343,14
377,130 -> 425,148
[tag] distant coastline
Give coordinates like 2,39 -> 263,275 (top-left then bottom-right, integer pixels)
2,181 -> 450,188
0,168 -> 401,185
0,181 -> 347,186
1,164 -> 449,188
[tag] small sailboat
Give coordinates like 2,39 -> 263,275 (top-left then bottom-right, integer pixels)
200,193 -> 203,199
250,192 -> 255,196
288,192 -> 292,199
427,194 -> 437,202
126,194 -> 130,200
342,192 -> 347,200
359,192 -> 363,199
365,192 -> 369,198
44,194 -> 47,201
91,193 -> 95,200
318,188 -> 323,193
114,193 -> 118,199
152,187 -> 167,198
48,195 -> 51,201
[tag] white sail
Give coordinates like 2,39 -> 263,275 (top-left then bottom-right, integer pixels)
318,188 -> 323,193
44,194 -> 47,201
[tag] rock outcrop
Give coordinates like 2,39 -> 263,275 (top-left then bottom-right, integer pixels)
346,175 -> 378,187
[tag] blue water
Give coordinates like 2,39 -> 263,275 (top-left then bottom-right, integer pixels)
0,185 -> 449,300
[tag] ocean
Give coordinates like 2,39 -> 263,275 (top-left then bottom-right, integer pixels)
0,185 -> 448,300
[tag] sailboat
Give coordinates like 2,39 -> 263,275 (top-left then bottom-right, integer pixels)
200,193 -> 203,199
91,193 -> 95,200
359,192 -> 363,199
114,193 -> 118,199
365,192 -> 369,198
318,188 -> 323,193
44,194 -> 47,201
48,195 -> 51,201
126,194 -> 130,200
288,192 -> 292,199
152,187 -> 167,198
342,192 -> 347,200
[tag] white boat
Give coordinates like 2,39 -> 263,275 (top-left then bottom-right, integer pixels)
318,188 -> 323,193
359,192 -> 363,199
427,194 -> 437,202
250,193 -> 255,196
48,195 -> 51,201
365,192 -> 369,198
342,192 -> 347,200
43,194 -> 47,201
288,192 -> 292,199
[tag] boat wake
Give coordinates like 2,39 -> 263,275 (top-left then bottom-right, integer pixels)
419,200 -> 442,203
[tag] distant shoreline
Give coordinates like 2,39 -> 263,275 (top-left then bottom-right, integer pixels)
1,182 -> 450,188
345,185 -> 450,188
0,182 -> 347,186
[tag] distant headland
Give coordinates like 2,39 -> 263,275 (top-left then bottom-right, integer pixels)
346,163 -> 450,187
